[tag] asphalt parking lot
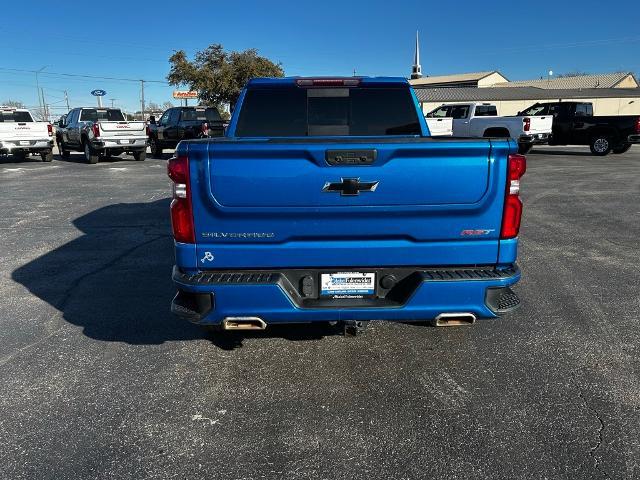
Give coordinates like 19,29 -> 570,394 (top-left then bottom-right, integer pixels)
1,146 -> 639,480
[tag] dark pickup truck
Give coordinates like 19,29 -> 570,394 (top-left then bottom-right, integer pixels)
147,106 -> 225,157
519,101 -> 640,155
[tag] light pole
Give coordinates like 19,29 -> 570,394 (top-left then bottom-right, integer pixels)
547,70 -> 553,86
110,98 -> 117,108
35,66 -> 49,110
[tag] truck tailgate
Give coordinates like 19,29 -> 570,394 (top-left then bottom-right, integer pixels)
186,137 -> 512,269
425,117 -> 453,136
0,122 -> 49,139
98,121 -> 146,137
528,115 -> 553,134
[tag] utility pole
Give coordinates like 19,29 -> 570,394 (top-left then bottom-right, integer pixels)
40,87 -> 48,121
109,98 -> 116,108
64,90 -> 70,112
35,65 -> 48,110
140,79 -> 145,121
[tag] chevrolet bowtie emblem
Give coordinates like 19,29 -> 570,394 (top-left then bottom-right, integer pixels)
322,178 -> 379,196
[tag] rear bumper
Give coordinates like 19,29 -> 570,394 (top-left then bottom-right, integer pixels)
91,137 -> 147,150
171,264 -> 521,325
519,133 -> 550,145
0,139 -> 53,153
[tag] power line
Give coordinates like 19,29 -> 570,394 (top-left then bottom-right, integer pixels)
0,67 -> 169,84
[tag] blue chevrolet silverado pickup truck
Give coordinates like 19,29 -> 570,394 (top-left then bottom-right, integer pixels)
168,77 -> 526,333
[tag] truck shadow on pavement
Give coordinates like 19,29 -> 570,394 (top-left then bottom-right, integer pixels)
11,199 -> 339,349
54,152 -> 141,164
529,149 -> 596,156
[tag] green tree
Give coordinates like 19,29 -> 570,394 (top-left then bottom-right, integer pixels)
167,44 -> 284,108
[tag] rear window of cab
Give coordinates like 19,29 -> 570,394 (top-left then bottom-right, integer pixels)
235,87 -> 421,137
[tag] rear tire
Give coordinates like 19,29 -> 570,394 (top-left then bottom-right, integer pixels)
41,151 -> 53,162
612,143 -> 632,154
590,135 -> 612,156
149,137 -> 163,158
517,143 -> 533,155
84,141 -> 99,164
133,150 -> 146,161
57,139 -> 70,158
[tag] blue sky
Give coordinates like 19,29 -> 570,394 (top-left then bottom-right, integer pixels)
1,0 -> 639,115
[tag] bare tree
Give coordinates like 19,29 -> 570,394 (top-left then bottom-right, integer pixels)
146,101 -> 162,112
162,101 -> 174,110
31,107 -> 48,121
1,99 -> 25,108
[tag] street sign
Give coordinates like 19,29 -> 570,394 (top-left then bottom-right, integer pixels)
91,89 -> 107,96
173,90 -> 198,99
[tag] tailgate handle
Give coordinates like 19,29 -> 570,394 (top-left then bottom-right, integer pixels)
326,149 -> 377,166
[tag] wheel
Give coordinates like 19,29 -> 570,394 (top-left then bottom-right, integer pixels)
518,143 -> 533,155
612,143 -> 632,154
589,136 -> 612,156
57,139 -> 70,158
84,141 -> 99,164
41,151 -> 53,162
149,137 -> 163,158
133,150 -> 146,161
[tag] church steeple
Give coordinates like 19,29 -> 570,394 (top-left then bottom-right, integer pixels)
411,30 -> 422,79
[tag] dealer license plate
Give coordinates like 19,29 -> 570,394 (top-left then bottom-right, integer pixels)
19,141 -> 30,145
320,272 -> 376,298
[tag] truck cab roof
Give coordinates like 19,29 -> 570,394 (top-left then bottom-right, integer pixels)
247,76 -> 410,87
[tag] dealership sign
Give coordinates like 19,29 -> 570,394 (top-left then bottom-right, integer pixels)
91,89 -> 107,96
173,90 -> 198,99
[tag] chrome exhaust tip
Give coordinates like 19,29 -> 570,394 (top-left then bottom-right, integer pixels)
433,312 -> 476,327
222,317 -> 267,331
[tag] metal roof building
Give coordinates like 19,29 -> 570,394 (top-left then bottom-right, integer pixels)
414,86 -> 640,116
414,87 -> 640,103
409,71 -> 509,88
492,72 -> 638,90
406,33 -> 640,116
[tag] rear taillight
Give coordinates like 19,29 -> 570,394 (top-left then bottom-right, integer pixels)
201,122 -> 208,137
523,117 -> 531,132
501,153 -> 527,239
92,123 -> 100,138
47,123 -> 53,136
167,155 -> 195,243
635,117 -> 640,134
146,125 -> 151,136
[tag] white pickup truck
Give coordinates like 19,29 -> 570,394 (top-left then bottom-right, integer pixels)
425,116 -> 453,137
426,103 -> 553,153
56,107 -> 147,164
0,107 -> 54,161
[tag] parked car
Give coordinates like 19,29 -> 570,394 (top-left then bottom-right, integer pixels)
518,101 -> 640,155
0,107 -> 54,162
168,77 -> 526,334
147,106 -> 225,157
426,103 -> 553,154
56,107 -> 147,163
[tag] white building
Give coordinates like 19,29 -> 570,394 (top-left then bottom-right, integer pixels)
408,33 -> 640,116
